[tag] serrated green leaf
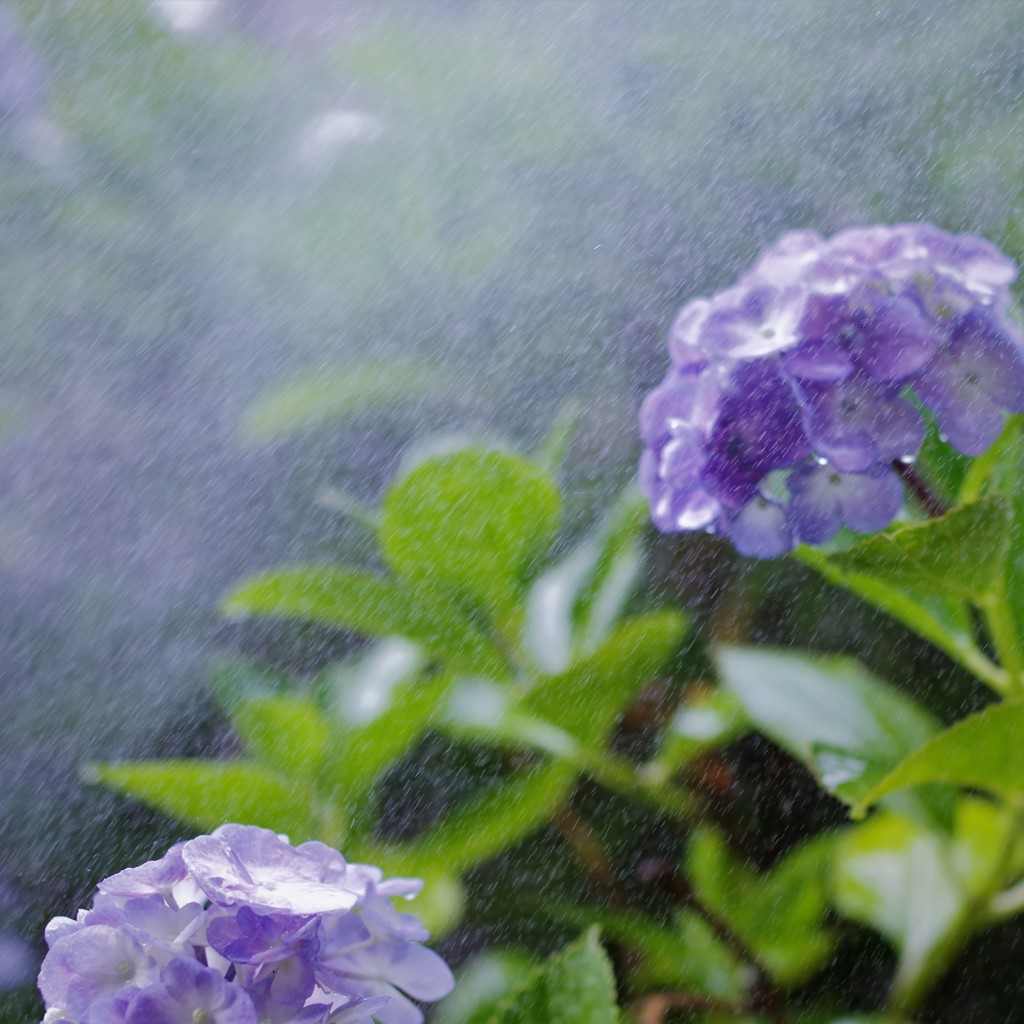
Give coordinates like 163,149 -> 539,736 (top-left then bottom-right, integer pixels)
854,701 -> 1024,813
88,760 -> 314,838
489,928 -> 618,1024
714,647 -> 938,811
222,567 -> 508,677
522,610 -> 686,747
239,360 -> 446,443
230,694 -> 331,781
796,544 -> 996,690
828,498 -> 1010,605
380,448 -> 561,620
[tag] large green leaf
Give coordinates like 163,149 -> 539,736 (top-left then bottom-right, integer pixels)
380,449 -> 561,620
714,647 -> 938,810
239,359 -> 447,443
489,928 -> 618,1024
854,701 -> 1024,813
522,610 -> 686,747
222,567 -> 507,676
827,498 -> 1010,605
88,760 -> 314,838
686,827 -> 836,986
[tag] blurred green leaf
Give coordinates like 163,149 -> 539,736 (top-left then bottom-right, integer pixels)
545,900 -> 745,998
230,694 -> 331,781
371,761 -> 575,877
827,498 -> 1010,605
489,928 -> 618,1024
854,701 -> 1024,813
687,827 -> 835,986
380,449 -> 561,621
322,642 -> 452,798
656,688 -> 749,773
523,488 -> 646,674
522,610 -> 686,747
222,567 -> 508,676
714,647 -> 938,811
832,799 -> 1014,1010
88,760 -> 314,838
239,360 -> 447,443
434,951 -> 535,1024
796,545 -> 996,690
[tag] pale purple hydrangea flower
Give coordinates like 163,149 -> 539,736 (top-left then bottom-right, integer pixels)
38,826 -> 454,1024
638,223 -> 1024,555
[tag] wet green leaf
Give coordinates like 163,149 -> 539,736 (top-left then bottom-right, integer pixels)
230,694 -> 331,781
687,827 -> 835,986
714,647 -> 938,809
222,567 -> 508,676
828,498 -> 1010,605
88,760 -> 314,838
522,610 -> 686,747
380,449 -> 560,621
854,700 -> 1024,813
489,928 -> 618,1024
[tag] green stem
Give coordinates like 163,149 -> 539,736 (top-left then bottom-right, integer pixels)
982,584 -> 1024,694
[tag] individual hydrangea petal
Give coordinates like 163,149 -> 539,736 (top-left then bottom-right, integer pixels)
789,464 -> 904,544
182,826 -> 361,916
723,496 -> 790,558
699,284 -> 805,359
99,846 -> 188,900
125,958 -> 257,1024
703,361 -> 810,506
798,376 -> 924,472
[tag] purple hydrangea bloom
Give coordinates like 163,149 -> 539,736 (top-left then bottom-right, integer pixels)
39,827 -> 454,1024
638,223 -> 1024,555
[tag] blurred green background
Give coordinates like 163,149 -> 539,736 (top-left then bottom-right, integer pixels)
1,0 -> 1023,1019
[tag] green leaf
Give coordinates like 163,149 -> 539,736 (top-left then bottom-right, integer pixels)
370,761 -> 575,877
435,952 -> 535,1024
230,694 -> 332,780
655,688 -> 748,772
322,640 -> 452,796
831,800 -> 1013,1010
544,903 -> 745,999
522,488 -> 646,675
522,610 -> 686,747
489,928 -> 618,1024
827,498 -> 1010,605
714,647 -> 939,810
222,567 -> 508,677
88,760 -> 314,838
796,545 -> 1000,692
855,700 -> 1024,813
380,448 -> 561,620
686,827 -> 836,986
239,360 -> 447,443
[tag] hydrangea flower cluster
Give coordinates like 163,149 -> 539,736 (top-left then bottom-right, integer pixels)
38,824 -> 454,1024
639,223 -> 1024,556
